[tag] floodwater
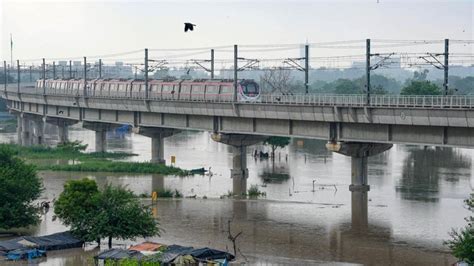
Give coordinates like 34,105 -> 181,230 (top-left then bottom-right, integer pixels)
0,124 -> 473,265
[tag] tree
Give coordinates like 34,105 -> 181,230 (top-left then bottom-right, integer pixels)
54,178 -> 100,242
264,137 -> 290,159
401,80 -> 442,95
453,76 -> 474,95
413,69 -> 429,81
332,79 -> 362,94
94,185 -> 160,248
0,146 -> 42,230
444,193 -> 474,264
54,179 -> 160,248
260,68 -> 294,94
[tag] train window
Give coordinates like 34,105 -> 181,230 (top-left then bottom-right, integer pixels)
243,83 -> 257,94
192,85 -> 204,93
133,84 -> 141,91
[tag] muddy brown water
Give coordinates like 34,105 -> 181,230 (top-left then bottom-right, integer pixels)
0,126 -> 472,265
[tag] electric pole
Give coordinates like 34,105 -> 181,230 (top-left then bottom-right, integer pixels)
53,61 -> 56,79
42,58 -> 46,94
3,61 -> 7,92
17,60 -> 20,93
144,49 -> 148,99
305,44 -> 309,94
233,45 -> 238,102
69,60 -> 72,79
29,66 -> 32,82
83,57 -> 87,96
211,49 -> 215,79
366,39 -> 371,105
99,59 -> 102,78
444,38 -> 449,95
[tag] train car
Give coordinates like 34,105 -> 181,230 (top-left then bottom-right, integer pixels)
35,78 -> 261,102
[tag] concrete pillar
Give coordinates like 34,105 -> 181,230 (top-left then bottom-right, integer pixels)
95,130 -> 107,153
16,114 -> 23,145
231,145 -> 248,197
133,127 -> 180,164
211,133 -> 267,197
326,142 -> 392,230
151,135 -> 165,164
350,156 -> 369,231
33,119 -> 45,145
45,117 -> 78,145
83,122 -> 117,153
58,124 -> 69,144
21,116 -> 31,146
151,174 -> 164,194
351,156 -> 368,190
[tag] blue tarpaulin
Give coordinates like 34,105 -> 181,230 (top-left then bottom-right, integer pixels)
6,248 -> 46,261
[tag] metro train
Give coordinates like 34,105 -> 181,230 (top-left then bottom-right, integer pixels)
36,78 -> 261,102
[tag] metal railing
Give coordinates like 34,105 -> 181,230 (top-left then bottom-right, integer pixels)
3,85 -> 474,109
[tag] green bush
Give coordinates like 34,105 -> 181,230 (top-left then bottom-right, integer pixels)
248,185 -> 266,198
174,189 -> 183,198
444,194 -> 474,264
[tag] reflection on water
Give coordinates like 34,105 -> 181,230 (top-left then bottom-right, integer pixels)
0,127 -> 472,265
398,147 -> 472,202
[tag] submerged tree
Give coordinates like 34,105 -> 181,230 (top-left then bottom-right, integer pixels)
444,193 -> 474,264
264,137 -> 291,159
0,146 -> 42,230
54,179 -> 160,248
94,185 -> 161,248
54,178 -> 100,242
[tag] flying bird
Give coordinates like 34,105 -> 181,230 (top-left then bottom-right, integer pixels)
184,22 -> 196,32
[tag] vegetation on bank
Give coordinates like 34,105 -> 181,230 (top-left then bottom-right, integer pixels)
444,193 -> 474,264
0,146 -> 42,231
38,160 -> 189,176
1,142 -> 190,176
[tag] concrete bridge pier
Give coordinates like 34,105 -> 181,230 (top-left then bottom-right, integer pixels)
83,122 -> 118,153
16,113 -> 23,145
20,114 -> 32,146
133,127 -> 180,164
326,142 -> 392,230
231,145 -> 249,197
211,133 -> 267,197
32,118 -> 45,145
45,118 -> 78,144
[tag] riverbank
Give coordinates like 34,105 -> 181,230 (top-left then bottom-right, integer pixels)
1,143 -> 190,176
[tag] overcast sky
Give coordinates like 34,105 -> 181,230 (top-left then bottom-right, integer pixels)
1,0 -> 472,64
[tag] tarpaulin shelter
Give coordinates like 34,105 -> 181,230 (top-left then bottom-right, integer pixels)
160,245 -> 234,264
128,241 -> 164,252
94,248 -> 145,261
0,231 -> 83,252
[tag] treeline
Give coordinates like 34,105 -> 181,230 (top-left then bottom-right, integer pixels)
272,71 -> 473,95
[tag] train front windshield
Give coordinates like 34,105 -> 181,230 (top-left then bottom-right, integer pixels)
242,82 -> 259,96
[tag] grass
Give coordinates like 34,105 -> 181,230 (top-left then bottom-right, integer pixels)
1,143 -> 190,176
36,160 -> 189,176
248,184 -> 266,198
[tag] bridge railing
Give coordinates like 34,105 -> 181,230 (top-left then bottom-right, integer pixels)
3,85 -> 474,108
